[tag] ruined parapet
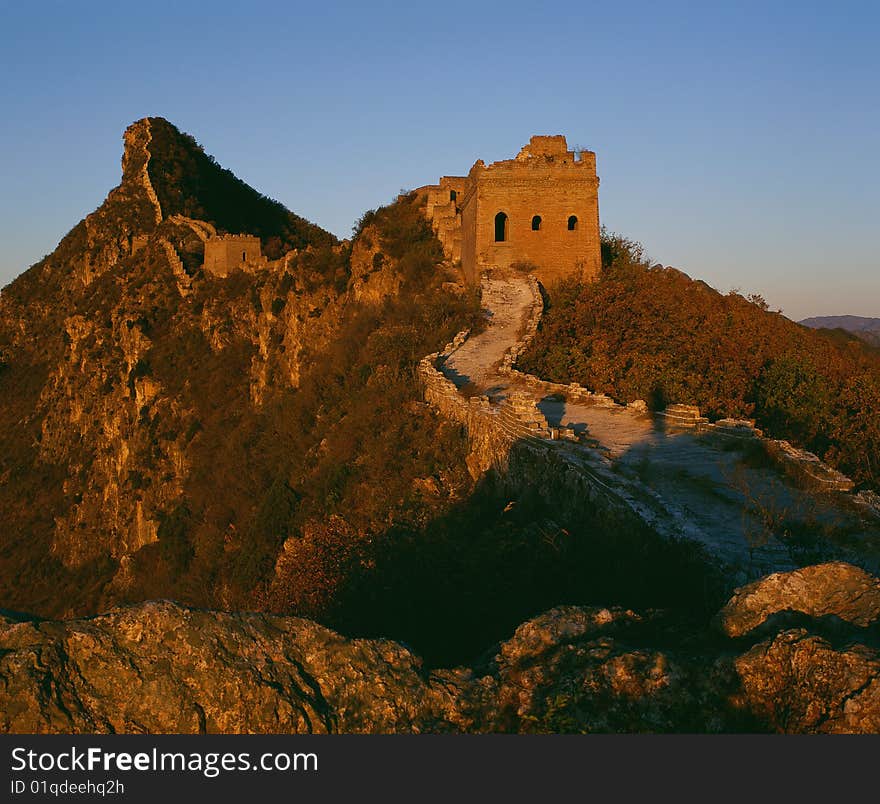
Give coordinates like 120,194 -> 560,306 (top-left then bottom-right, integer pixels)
159,239 -> 192,297
711,419 -> 763,439
765,440 -> 855,492
130,234 -> 150,255
419,321 -> 554,479
422,177 -> 470,263
441,328 -> 471,354
660,404 -> 710,429
167,214 -> 216,242
419,352 -> 470,425
203,233 -> 268,277
496,392 -> 551,442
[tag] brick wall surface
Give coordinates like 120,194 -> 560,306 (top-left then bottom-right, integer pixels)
203,235 -> 267,277
425,136 -> 601,287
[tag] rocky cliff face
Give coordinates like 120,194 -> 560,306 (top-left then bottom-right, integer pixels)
3,120 -> 876,735
2,562 -> 877,734
0,118 -> 473,620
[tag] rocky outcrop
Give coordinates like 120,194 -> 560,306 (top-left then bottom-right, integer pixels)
0,118 -> 346,610
120,118 -> 163,226
718,562 -> 880,733
348,225 -> 402,305
61,118 -> 165,289
0,601 -> 483,734
3,563 -> 878,734
717,562 -> 880,637
732,629 -> 880,733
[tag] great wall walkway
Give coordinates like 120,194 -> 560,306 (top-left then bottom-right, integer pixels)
422,272 -> 880,582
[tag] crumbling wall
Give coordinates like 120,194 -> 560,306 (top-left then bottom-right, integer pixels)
423,273 -> 859,501
423,177 -> 470,263
500,278 -> 857,494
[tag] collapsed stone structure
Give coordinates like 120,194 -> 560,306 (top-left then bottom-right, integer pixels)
421,135 -> 601,286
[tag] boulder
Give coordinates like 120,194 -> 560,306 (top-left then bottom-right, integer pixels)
716,562 -> 880,637
732,630 -> 880,733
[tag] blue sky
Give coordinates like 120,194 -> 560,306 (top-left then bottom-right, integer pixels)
0,1 -> 876,320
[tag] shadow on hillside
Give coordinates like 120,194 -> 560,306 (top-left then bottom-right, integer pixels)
534,390 -> 880,576
324,447 -> 730,669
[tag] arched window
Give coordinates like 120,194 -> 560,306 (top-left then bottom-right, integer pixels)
567,215 -> 578,231
494,212 -> 508,242
450,190 -> 457,202
242,250 -> 247,261
531,215 -> 542,231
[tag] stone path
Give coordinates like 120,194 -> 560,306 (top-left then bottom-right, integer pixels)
441,272 -> 880,581
441,277 -> 535,392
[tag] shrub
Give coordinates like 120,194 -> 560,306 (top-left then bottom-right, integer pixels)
519,230 -> 880,487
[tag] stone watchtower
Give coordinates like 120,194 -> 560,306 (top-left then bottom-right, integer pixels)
422,135 -> 601,287
203,233 -> 268,277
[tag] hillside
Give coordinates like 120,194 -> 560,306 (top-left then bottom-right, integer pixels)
801,315 -> 880,349
518,233 -> 880,489
0,119 -> 480,632
0,120 -> 736,669
1,120 -> 879,734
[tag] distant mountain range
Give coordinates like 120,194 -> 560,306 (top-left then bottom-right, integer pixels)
800,316 -> 880,347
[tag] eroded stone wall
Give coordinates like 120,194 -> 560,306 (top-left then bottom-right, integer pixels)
421,272 -> 862,522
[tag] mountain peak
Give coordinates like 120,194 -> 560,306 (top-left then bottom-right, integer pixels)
1,116 -> 336,313
124,117 -> 335,257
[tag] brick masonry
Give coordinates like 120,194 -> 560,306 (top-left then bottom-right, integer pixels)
203,234 -> 268,277
420,136 -> 601,288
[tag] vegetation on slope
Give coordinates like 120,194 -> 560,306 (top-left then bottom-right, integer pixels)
146,117 -> 335,258
0,189 -> 728,668
801,316 -> 880,349
519,232 -> 880,488
0,192 -> 485,622
0,122 -> 737,667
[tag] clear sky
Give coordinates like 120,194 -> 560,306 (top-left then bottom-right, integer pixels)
0,1 -> 877,321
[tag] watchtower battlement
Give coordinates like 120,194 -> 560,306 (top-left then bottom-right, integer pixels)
203,233 -> 268,277
422,135 -> 601,287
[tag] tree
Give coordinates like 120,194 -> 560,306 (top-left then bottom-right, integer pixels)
754,354 -> 831,450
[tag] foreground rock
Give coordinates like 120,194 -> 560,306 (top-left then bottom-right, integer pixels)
716,562 -> 880,637
2,563 -> 878,734
718,562 -> 880,733
0,602 -> 487,734
733,630 -> 880,733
